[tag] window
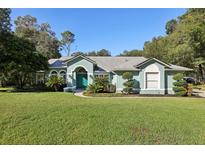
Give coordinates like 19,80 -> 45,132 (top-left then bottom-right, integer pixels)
59,71 -> 66,83
50,71 -> 58,76
94,74 -> 108,78
146,72 -> 159,89
36,72 -> 45,84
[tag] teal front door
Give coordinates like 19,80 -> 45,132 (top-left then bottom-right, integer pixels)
76,74 -> 88,89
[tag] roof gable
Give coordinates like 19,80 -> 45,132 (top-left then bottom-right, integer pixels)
49,59 -> 65,68
63,55 -> 97,64
135,58 -> 171,69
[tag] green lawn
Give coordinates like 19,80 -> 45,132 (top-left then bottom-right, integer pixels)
0,87 -> 15,91
0,92 -> 205,144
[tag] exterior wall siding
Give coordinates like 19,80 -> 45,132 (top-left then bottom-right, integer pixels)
165,71 -> 178,95
114,71 -> 140,93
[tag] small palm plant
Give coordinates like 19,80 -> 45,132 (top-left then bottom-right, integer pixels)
46,76 -> 64,92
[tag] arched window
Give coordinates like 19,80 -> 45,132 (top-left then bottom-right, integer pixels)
50,70 -> 58,76
75,67 -> 87,74
59,71 -> 66,83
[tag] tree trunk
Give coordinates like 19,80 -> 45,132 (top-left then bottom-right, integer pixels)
54,85 -> 58,92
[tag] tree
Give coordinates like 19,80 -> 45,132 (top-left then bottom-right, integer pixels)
46,76 -> 64,92
119,49 -> 144,56
167,43 -> 195,69
173,73 -> 188,96
0,8 -> 11,33
61,31 -> 75,56
97,49 -> 111,56
193,57 -> 205,82
1,10 -> 48,88
1,33 -> 48,88
14,15 -> 38,43
37,23 -> 61,58
14,15 -> 61,59
71,51 -> 86,56
165,19 -> 177,34
9,36 -> 48,88
86,49 -> 111,56
143,36 -> 169,62
0,8 -> 12,86
122,72 -> 134,94
87,51 -> 97,56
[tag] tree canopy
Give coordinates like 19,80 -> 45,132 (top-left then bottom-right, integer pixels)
119,49 -> 144,56
71,49 -> 111,56
87,49 -> 111,56
0,9 -> 48,87
14,15 -> 61,59
61,31 -> 75,56
0,8 -> 11,33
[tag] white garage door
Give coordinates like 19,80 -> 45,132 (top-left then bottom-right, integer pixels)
146,72 -> 159,89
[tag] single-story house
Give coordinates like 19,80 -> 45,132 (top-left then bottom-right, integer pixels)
35,55 -> 192,94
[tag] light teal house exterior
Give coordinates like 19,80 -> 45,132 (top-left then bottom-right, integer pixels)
36,55 -> 192,94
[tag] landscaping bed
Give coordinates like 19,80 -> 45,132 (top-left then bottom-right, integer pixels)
83,92 -> 201,98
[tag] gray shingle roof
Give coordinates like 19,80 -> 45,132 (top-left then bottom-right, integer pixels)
89,56 -> 147,71
168,64 -> 193,71
48,56 -> 192,71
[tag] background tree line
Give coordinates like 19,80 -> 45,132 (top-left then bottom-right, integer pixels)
71,49 -> 111,56
118,9 -> 205,81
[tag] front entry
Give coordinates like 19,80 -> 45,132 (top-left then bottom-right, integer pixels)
76,74 -> 88,89
75,67 -> 88,89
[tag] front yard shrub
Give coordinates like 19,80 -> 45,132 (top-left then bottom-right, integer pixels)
95,76 -> 109,92
46,76 -> 64,92
173,86 -> 187,96
86,76 -> 116,93
86,83 -> 103,93
173,73 -> 192,96
122,72 -> 134,94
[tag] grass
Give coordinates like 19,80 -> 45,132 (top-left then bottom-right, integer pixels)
0,87 -> 15,91
0,92 -> 205,144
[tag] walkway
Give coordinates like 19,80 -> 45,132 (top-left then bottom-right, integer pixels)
73,89 -> 89,98
193,89 -> 205,98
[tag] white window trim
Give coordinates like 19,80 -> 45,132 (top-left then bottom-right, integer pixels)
59,70 -> 67,83
49,70 -> 58,77
144,64 -> 161,90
